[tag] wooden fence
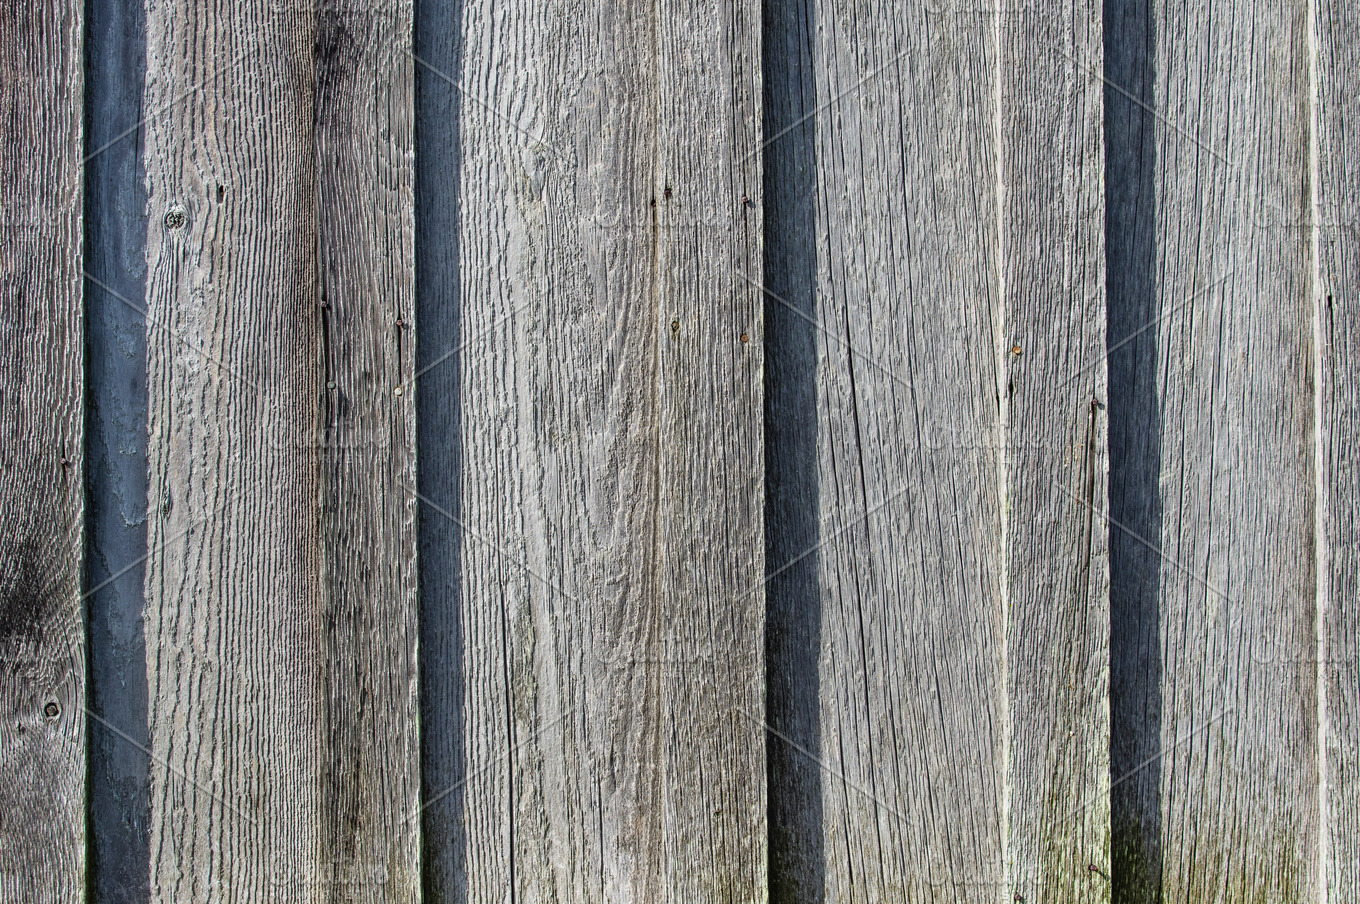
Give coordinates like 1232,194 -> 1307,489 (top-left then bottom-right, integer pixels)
0,0 -> 1354,901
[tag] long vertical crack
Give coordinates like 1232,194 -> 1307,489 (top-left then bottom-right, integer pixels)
1307,0 -> 1329,898
993,3 -> 1012,896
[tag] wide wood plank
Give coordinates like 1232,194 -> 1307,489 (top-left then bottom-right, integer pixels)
763,1 -> 1006,899
763,0 -> 1108,899
0,3 -> 86,902
140,1 -> 419,899
1315,0 -> 1360,897
414,0 -> 765,898
1103,0 -> 1319,898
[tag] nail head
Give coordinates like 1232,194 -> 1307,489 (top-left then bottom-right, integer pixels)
43,702 -> 59,719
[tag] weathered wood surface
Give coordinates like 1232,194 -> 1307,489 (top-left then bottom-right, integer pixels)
140,1 -> 419,900
1002,3 -> 1111,901
416,0 -> 766,899
84,0 -> 153,899
763,0 -> 1108,899
1316,0 -> 1359,898
0,3 -> 86,902
1104,0 -> 1320,898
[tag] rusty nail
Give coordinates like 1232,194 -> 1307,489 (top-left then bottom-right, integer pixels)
740,332 -> 749,343
671,319 -> 680,332
1011,344 -> 1022,356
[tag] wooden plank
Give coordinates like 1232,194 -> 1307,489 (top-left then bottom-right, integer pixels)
0,2 -> 86,902
1002,3 -> 1111,901
84,0 -> 153,898
414,0 -> 765,898
1103,0 -> 1320,898
763,0 -> 1108,899
763,0 -> 1007,899
140,1 -> 419,899
1315,0 -> 1360,897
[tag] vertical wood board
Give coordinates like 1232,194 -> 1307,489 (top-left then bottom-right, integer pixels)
0,4 -> 86,902
140,1 -> 419,900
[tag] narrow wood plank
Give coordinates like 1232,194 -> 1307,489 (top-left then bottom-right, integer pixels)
1315,0 -> 1360,897
1002,3 -> 1111,902
1103,0 -> 1320,898
140,1 -> 419,900
84,0 -> 154,898
416,0 -> 765,898
0,3 -> 86,901
1102,0 -> 1166,893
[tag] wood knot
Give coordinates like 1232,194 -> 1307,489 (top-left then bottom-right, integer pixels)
43,701 -> 59,720
164,206 -> 187,231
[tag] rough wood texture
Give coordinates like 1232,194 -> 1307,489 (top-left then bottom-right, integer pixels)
1315,0 -> 1359,897
416,0 -> 766,899
1104,0 -> 1319,899
1002,3 -> 1111,901
762,0 -> 1108,900
140,1 -> 419,900
0,3 -> 86,902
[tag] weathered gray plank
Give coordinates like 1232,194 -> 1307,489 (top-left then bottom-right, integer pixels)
0,2 -> 86,901
1103,0 -> 1319,898
763,0 -> 1108,899
415,0 -> 765,898
140,1 -> 419,900
84,0 -> 153,898
1315,0 -> 1360,897
764,1 -> 1006,899
1002,3 -> 1111,901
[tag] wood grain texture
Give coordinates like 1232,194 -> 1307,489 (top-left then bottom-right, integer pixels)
1103,0 -> 1319,899
763,0 -> 1108,900
416,0 -> 765,899
1315,0 -> 1359,897
140,1 -> 419,900
1002,2 -> 1110,901
0,2 -> 86,902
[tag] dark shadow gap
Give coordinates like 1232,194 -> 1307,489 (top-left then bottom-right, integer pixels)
414,0 -> 467,900
762,0 -> 824,900
1103,1 -> 1164,900
83,0 -> 151,901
